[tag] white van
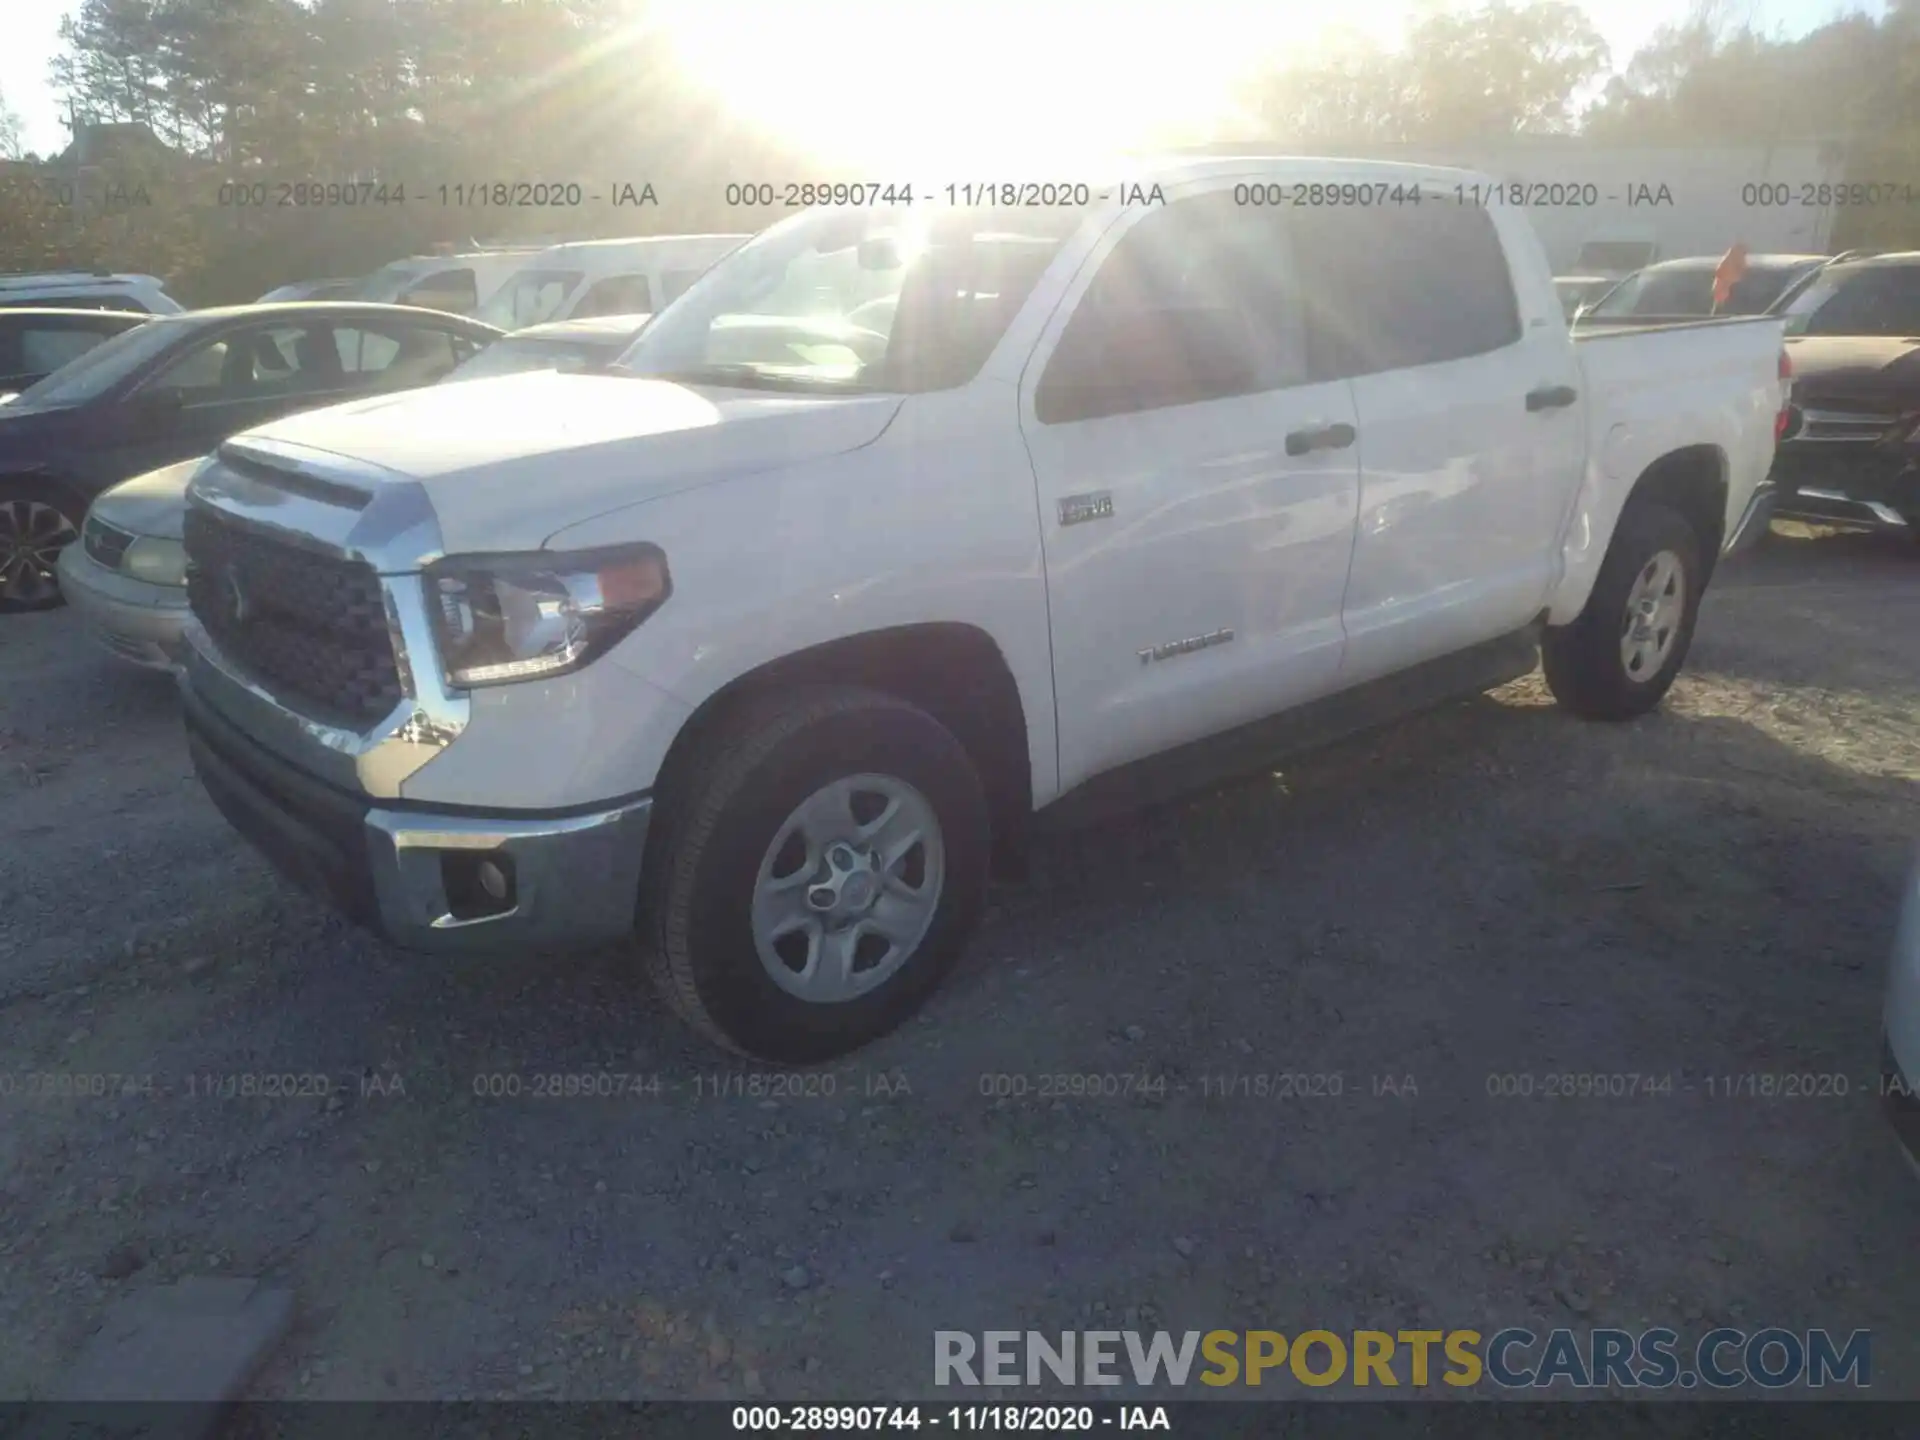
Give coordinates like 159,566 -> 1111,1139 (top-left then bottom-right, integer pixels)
349,248 -> 546,315
477,234 -> 750,330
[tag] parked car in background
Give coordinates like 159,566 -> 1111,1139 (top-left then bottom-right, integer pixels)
0,271 -> 183,314
1576,254 -> 1829,325
60,313 -> 642,666
256,278 -> 362,303
1,302 -> 501,612
348,248 -> 545,315
476,234 -> 748,330
442,313 -> 654,382
175,159 -> 1787,1061
1766,253 -> 1920,541
0,308 -> 149,397
1554,275 -> 1614,319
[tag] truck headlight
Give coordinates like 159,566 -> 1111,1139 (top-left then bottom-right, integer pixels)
426,543 -> 671,688
121,536 -> 188,587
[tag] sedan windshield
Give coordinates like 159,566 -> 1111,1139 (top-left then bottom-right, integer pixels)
14,317 -> 178,406
616,205 -> 1090,393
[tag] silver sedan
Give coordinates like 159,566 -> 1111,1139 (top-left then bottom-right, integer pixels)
55,458 -> 196,671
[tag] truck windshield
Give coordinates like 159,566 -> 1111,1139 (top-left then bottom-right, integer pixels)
616,205 -> 1090,393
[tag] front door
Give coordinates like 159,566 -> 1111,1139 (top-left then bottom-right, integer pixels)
1018,187 -> 1364,793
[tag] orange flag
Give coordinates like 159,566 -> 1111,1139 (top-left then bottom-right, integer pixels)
1713,243 -> 1751,308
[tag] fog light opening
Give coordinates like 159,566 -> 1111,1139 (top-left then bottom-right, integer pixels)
442,851 -> 517,921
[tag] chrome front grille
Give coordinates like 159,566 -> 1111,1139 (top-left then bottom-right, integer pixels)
183,506 -> 403,729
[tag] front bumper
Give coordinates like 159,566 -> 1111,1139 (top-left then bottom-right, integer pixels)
181,680 -> 653,953
1770,448 -> 1918,534
56,543 -> 189,672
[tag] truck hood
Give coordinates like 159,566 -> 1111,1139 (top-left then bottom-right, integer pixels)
234,370 -> 903,551
1783,335 -> 1920,407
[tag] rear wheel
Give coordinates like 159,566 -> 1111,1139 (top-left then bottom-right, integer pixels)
1543,500 -> 1703,721
0,480 -> 83,613
640,686 -> 990,1063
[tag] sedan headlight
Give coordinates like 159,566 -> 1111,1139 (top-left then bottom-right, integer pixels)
121,536 -> 188,587
426,543 -> 671,688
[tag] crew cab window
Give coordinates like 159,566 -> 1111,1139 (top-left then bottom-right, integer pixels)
573,273 -> 652,318
399,268 -> 479,314
1291,201 -> 1521,378
1035,193 -> 1303,424
19,326 -> 116,374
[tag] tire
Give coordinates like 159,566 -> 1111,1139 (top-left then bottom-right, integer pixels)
640,685 -> 990,1064
1542,500 -> 1704,721
0,479 -> 84,613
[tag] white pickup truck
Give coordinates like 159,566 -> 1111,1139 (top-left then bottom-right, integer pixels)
175,157 -> 1789,1062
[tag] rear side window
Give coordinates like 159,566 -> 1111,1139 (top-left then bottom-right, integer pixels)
573,273 -> 653,318
19,326 -> 114,374
1291,201 -> 1521,379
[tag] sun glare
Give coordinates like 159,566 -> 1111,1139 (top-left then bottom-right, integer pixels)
651,0 -> 1329,179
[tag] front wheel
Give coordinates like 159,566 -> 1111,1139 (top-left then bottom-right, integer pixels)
0,480 -> 84,613
640,686 -> 990,1063
1543,500 -> 1704,721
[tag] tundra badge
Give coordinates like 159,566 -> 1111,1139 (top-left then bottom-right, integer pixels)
1058,492 -> 1114,527
1138,628 -> 1234,665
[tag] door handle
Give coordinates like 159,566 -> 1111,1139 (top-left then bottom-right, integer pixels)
1526,384 -> 1578,412
1285,421 -> 1357,456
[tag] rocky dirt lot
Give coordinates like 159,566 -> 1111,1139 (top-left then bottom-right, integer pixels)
2,523 -> 1919,1405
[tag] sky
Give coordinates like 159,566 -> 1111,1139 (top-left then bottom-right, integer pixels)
0,0 -> 1891,161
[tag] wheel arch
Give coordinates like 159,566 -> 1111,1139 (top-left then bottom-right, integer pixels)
1549,442 -> 1730,625
652,622 -> 1036,879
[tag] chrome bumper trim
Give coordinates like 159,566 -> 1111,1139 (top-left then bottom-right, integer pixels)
365,800 -> 652,950
1791,488 -> 1909,528
1723,482 -> 1776,556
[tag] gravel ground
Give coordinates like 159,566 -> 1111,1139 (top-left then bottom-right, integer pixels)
2,522 -> 1919,1405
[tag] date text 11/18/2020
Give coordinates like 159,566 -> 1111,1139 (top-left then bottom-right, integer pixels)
214,180 -> 659,208
730,1407 -> 1171,1432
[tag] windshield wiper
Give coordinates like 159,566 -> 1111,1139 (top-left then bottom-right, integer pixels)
624,362 -> 874,394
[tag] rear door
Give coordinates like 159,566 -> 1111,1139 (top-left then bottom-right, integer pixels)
1020,184 -> 1362,791
1292,196 -> 1585,683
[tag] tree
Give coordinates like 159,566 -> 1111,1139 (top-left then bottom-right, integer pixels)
1240,1 -> 1610,147
0,87 -> 23,159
